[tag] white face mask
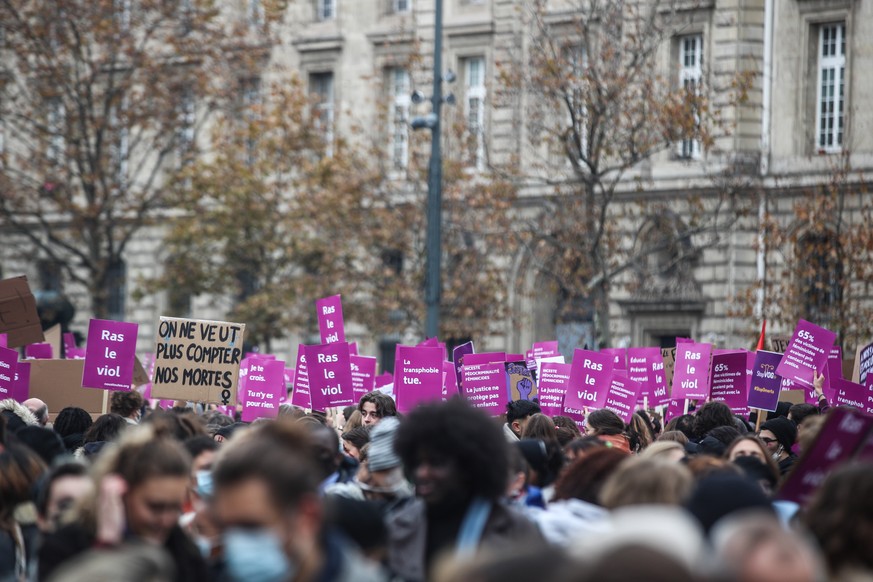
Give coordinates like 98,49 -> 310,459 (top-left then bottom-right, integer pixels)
771,445 -> 784,461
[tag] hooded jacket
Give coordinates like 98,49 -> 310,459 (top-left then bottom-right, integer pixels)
0,398 -> 39,434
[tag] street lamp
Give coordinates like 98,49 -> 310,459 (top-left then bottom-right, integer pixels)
411,0 -> 448,340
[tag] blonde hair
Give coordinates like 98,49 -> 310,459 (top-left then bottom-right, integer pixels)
639,440 -> 685,461
599,457 -> 693,509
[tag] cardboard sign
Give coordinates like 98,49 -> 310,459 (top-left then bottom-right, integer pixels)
538,362 -> 571,417
769,336 -> 791,354
506,361 -> 536,401
660,346 -> 677,387
82,319 -> 138,391
307,342 -> 354,411
350,355 -> 377,400
394,345 -> 443,412
27,359 -> 103,419
315,295 -> 345,344
25,343 -> 53,359
290,348 -> 311,409
0,346 -> 19,399
452,341 -> 475,388
565,349 -> 614,410
775,320 -> 836,387
462,362 -> 508,416
710,350 -> 749,417
0,276 -> 44,348
747,350 -> 783,411
672,342 -> 713,400
44,324 -> 62,359
443,361 -> 459,398
603,373 -> 642,423
241,358 -> 285,422
779,408 -> 873,505
152,317 -> 245,406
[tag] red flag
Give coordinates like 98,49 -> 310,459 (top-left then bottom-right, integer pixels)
755,319 -> 767,351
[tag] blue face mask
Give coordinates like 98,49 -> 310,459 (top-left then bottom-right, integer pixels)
195,470 -> 213,500
223,529 -> 293,582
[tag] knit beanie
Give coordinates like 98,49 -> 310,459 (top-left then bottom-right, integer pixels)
685,474 -> 774,534
17,425 -> 66,465
368,417 -> 401,472
760,417 -> 797,451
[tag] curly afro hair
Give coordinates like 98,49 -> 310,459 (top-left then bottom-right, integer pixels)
395,398 -> 509,501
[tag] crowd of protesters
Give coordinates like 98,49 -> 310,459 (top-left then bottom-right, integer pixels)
0,374 -> 871,582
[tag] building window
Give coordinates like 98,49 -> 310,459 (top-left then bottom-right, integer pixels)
677,34 -> 703,159
463,56 -> 486,170
563,44 -> 588,162
240,77 -> 261,164
176,86 -> 196,167
37,259 -> 63,292
389,68 -> 410,171
310,72 -> 334,157
379,338 -> 399,374
816,22 -> 846,153
110,97 -> 129,188
46,96 -> 65,165
797,231 -> 843,328
317,0 -> 335,20
394,0 -> 410,13
107,259 -> 127,321
113,0 -> 131,31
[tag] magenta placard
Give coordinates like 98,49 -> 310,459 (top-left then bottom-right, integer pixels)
464,352 -> 506,366
452,341 -> 475,388
565,349 -> 614,410
25,343 -> 52,359
281,368 -> 294,403
600,348 -> 627,371
603,374 -> 642,423
374,372 -> 393,389
626,347 -> 668,407
349,342 -> 358,356
241,358 -> 285,422
290,347 -> 312,409
350,355 -> 377,400
747,350 -> 783,411
306,342 -> 354,411
775,320 -> 837,387
0,334 -> 6,348
779,408 -> 873,505
0,346 -> 19,399
11,361 -> 30,402
538,362 -> 571,417
671,342 -> 713,400
315,295 -> 346,345
82,319 -> 139,391
443,361 -> 459,398
664,399 -> 687,424
833,377 -> 873,413
394,346 -> 443,413
710,350 -> 749,417
462,362 -> 508,416
822,346 -> 843,401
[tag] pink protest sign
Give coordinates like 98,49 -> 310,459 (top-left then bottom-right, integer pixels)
281,368 -> 294,402
443,361 -> 459,398
374,372 -> 393,389
0,346 -> 19,399
600,348 -> 627,371
394,346 -> 443,412
237,357 -> 252,404
462,362 -> 508,416
315,295 -> 345,345
290,347 -> 312,409
306,342 -> 354,411
832,378 -> 873,413
0,334 -> 6,348
11,361 -> 30,402
664,399 -> 687,425
710,350 -> 749,417
775,320 -> 836,387
464,352 -> 505,366
417,337 -> 448,361
822,346 -> 843,401
452,341 -> 475,388
747,350 -> 783,411
627,348 -> 669,406
565,349 -> 614,410
603,374 -> 642,423
538,362 -> 571,417
779,408 -> 873,505
349,342 -> 358,356
25,343 -> 52,359
241,358 -> 285,422
350,355 -> 377,399
82,319 -> 138,391
671,342 -> 713,400
63,332 -> 76,352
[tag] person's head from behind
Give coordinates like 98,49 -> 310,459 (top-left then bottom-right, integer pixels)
212,421 -> 321,577
563,436 -> 607,463
665,414 -> 695,439
658,430 -> 689,446
639,440 -> 686,463
358,392 -> 398,427
83,413 -> 128,444
586,409 -> 625,436
36,461 -> 93,533
788,403 -> 819,445
91,423 -> 192,544
23,397 -> 49,426
692,402 -> 735,440
110,391 -> 145,422
54,407 -> 94,438
300,421 -> 342,481
395,399 -> 509,509
505,400 -> 541,437
599,457 -> 693,509
0,444 -> 46,520
552,415 -> 582,446
552,447 -> 628,504
520,413 -> 557,442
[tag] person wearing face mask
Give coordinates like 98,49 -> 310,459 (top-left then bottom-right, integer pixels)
110,391 -> 145,425
757,417 -> 798,477
38,422 -> 209,582
211,419 -> 387,582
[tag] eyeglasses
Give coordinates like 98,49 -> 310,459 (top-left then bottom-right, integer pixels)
759,437 -> 778,445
